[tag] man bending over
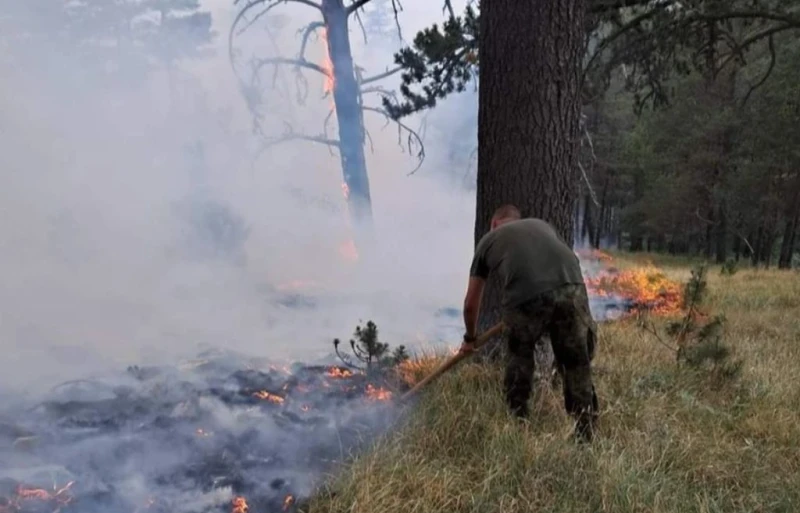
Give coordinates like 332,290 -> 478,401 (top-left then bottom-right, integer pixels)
460,205 -> 598,442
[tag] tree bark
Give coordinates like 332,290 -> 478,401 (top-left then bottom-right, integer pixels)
475,0 -> 586,362
322,0 -> 372,242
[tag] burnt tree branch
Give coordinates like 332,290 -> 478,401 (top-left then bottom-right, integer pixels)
695,207 -> 755,255
298,21 -> 325,61
254,56 -> 330,77
362,106 -> 425,174
741,33 -> 777,106
345,0 -> 372,16
361,66 -> 402,85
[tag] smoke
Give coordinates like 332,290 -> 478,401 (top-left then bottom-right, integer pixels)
0,0 -> 478,397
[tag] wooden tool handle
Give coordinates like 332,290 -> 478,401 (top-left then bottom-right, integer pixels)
399,322 -> 505,402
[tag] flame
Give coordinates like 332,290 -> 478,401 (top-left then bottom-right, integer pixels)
232,496 -> 249,513
584,262 -> 683,315
320,28 -> 334,95
326,367 -> 354,378
300,404 -> 311,412
283,494 -> 295,511
1,481 -> 75,513
365,384 -> 392,401
576,248 -> 613,262
253,390 -> 285,404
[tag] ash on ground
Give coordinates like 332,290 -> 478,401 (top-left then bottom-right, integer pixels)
0,351 -> 404,513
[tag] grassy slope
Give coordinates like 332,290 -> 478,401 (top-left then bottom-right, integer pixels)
305,257 -> 800,513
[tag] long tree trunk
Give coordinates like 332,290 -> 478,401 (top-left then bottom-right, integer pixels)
322,0 -> 372,243
476,0 -> 586,362
592,174 -> 610,249
778,179 -> 800,269
715,199 -> 728,263
778,214 -> 797,269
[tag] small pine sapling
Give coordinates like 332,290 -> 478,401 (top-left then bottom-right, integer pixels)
720,258 -> 738,276
637,264 -> 742,379
333,321 -> 409,375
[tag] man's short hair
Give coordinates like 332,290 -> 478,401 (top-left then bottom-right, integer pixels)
492,204 -> 521,221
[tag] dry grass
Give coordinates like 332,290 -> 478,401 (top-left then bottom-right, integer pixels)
303,258 -> 800,513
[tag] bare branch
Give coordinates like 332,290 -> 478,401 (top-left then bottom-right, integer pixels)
322,107 -> 337,156
578,162 -> 601,207
298,21 -> 324,61
345,0 -> 372,16
353,9 -> 369,44
362,106 -> 425,175
390,0 -> 404,40
443,0 -> 455,19
695,207 -> 755,255
268,132 -> 340,149
360,66 -> 402,85
364,128 -> 375,154
582,1 -> 676,77
254,56 -> 329,77
741,33 -> 777,106
588,0 -> 667,15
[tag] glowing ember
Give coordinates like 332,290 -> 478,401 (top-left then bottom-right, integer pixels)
283,494 -> 295,511
196,428 -> 213,437
253,390 -> 285,404
232,496 -> 249,513
327,367 -> 354,378
320,28 -> 335,95
1,481 -> 75,513
339,239 -> 359,262
365,384 -> 392,401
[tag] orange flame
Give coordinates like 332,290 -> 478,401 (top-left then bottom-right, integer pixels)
232,496 -> 249,513
365,384 -> 392,401
2,481 -> 75,513
253,391 -> 285,404
327,367 -> 354,378
283,494 -> 295,511
585,262 -> 683,315
320,28 -> 334,95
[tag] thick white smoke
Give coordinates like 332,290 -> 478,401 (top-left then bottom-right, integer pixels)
0,0 -> 477,396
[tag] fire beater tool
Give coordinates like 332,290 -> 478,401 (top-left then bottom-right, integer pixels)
399,322 -> 505,402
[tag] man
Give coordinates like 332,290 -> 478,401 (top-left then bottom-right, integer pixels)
460,205 -> 598,442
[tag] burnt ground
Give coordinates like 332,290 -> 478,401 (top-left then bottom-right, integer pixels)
0,353 -> 408,513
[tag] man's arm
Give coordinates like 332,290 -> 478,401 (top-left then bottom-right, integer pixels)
463,276 -> 485,340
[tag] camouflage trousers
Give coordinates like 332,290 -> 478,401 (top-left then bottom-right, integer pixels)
502,283 -> 599,441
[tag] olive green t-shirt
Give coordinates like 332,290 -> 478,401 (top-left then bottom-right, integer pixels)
469,218 -> 585,308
